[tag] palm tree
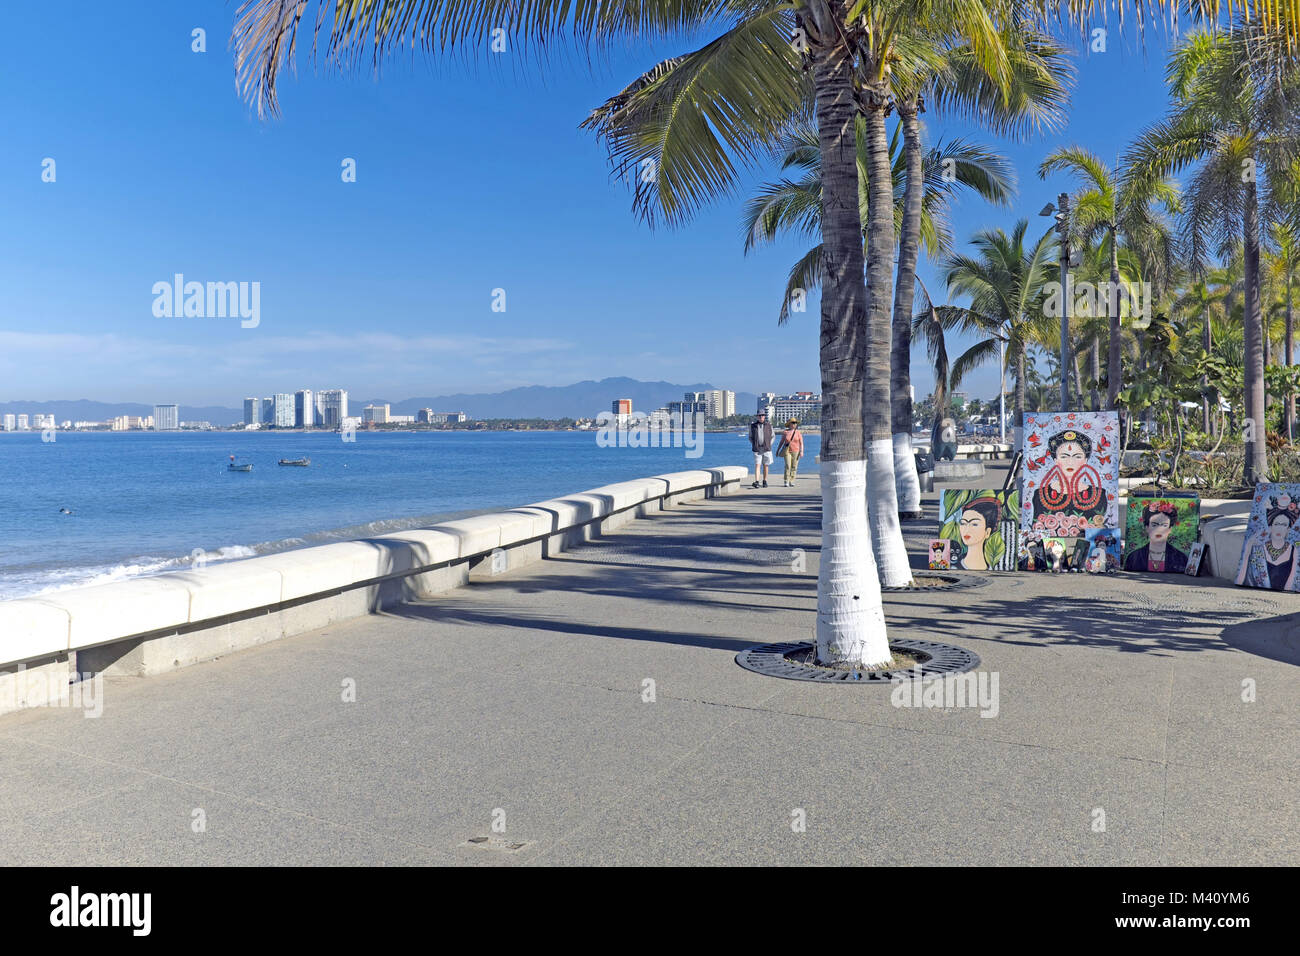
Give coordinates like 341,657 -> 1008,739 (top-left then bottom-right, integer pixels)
890,18 -> 1070,517
232,1 -> 1300,666
1265,220 -> 1299,438
1172,267 -> 1234,432
742,119 -> 1015,584
1124,26 -> 1300,483
1037,146 -> 1179,413
587,1 -> 1027,592
922,221 -> 1057,445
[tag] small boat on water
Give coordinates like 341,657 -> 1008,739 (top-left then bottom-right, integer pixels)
278,458 -> 311,467
228,455 -> 253,472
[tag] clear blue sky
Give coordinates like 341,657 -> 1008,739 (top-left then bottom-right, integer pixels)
0,1 -> 1182,408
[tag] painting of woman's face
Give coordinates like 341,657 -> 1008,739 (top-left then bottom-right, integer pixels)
1055,441 -> 1087,478
959,510 -> 991,549
1146,513 -> 1172,544
1269,514 -> 1292,548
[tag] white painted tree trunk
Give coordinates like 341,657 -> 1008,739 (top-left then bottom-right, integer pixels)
817,459 -> 891,666
867,438 -> 913,587
892,431 -> 923,515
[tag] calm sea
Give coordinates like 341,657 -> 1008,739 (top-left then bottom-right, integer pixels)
0,430 -> 819,600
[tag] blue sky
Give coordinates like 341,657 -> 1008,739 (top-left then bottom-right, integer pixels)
0,1 -> 1182,407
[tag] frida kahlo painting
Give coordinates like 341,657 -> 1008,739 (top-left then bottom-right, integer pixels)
1019,412 -> 1120,554
1122,496 -> 1201,573
939,489 -> 1020,571
1235,484 -> 1300,591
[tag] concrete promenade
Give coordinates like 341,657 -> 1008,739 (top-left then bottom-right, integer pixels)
2,473 -> 1298,865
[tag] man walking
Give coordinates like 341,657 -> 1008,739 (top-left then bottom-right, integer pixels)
749,411 -> 774,488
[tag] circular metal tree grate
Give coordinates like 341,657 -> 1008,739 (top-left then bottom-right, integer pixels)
735,638 -> 981,683
881,572 -> 991,592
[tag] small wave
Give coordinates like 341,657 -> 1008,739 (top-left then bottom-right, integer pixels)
0,506 -> 502,601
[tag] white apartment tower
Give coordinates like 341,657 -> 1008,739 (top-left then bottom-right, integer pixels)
295,389 -> 314,428
153,404 -> 180,431
315,389 -> 349,428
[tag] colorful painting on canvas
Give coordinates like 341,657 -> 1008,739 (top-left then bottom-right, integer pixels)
1020,412 -> 1121,558
1083,528 -> 1121,573
938,489 -> 1021,571
1185,542 -> 1208,577
1122,496 -> 1201,573
1235,484 -> 1300,591
928,539 -> 951,570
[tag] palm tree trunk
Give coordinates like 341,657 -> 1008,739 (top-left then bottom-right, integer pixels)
807,5 -> 889,666
1287,276 -> 1295,442
1014,346 -> 1026,448
1107,226 -> 1122,409
1073,352 -> 1085,409
1244,177 -> 1268,483
860,79 -> 911,587
1089,337 -> 1100,411
889,97 -> 925,519
1204,308 -> 1214,435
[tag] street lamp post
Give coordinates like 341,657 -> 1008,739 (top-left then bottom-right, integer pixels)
997,332 -> 1007,444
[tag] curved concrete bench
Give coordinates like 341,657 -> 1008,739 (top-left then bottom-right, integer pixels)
0,466 -> 746,711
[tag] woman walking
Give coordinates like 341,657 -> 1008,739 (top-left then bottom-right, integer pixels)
775,419 -> 804,487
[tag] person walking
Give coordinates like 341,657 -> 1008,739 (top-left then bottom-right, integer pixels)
775,418 -> 804,486
749,411 -> 774,488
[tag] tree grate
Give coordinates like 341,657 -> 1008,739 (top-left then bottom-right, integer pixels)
735,638 -> 981,684
881,572 -> 991,592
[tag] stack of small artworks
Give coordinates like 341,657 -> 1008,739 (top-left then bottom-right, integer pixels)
1235,484 -> 1300,591
1019,411 -> 1121,572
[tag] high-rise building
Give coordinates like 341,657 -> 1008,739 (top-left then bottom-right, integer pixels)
363,403 -> 390,424
689,389 -> 735,420
153,404 -> 179,431
295,389 -> 314,428
315,389 -> 349,428
2,414 -> 14,432
417,408 -> 434,424
760,392 -> 822,423
16,414 -> 29,430
273,393 -> 294,428
243,398 -> 259,426
261,397 -> 275,426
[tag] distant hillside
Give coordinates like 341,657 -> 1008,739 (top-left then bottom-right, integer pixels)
0,400 -> 241,424
357,377 -> 760,419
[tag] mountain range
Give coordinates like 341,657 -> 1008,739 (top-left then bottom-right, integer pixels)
2,378 -> 762,424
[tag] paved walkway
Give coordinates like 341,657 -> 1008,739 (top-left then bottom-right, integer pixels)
3,475 -> 1298,865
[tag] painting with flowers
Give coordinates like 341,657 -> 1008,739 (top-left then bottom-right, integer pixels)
1234,483 -> 1300,591
1122,496 -> 1200,573
1019,411 -> 1120,560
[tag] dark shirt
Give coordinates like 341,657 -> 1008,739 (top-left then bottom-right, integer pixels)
1123,544 -> 1188,574
1268,548 -> 1294,590
749,421 -> 773,453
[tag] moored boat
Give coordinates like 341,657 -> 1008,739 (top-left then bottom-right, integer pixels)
278,458 -> 311,466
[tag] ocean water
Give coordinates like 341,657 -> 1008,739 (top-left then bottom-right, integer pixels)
0,430 -> 819,600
